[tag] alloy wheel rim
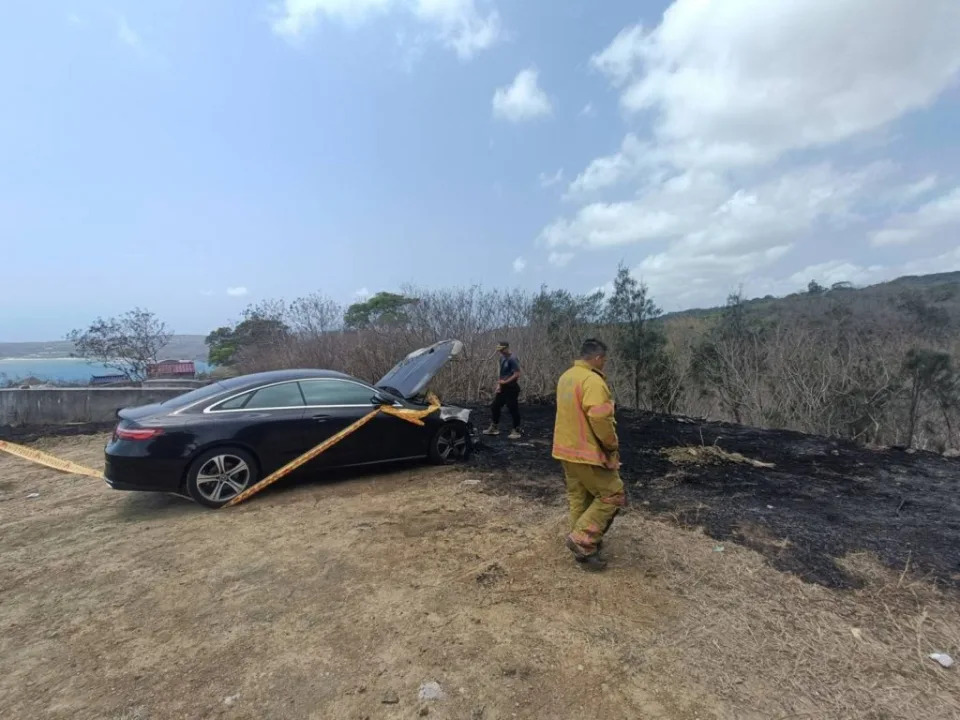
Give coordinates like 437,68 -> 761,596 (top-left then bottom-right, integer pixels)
437,426 -> 468,461
196,454 -> 251,502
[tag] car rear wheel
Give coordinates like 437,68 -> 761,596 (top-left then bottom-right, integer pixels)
429,422 -> 470,465
185,447 -> 259,509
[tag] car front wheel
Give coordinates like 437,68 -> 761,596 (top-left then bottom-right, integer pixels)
429,422 -> 471,465
185,447 -> 259,509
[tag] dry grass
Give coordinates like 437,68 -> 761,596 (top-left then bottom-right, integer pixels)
662,444 -> 776,468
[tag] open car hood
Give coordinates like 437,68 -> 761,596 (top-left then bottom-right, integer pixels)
376,339 -> 464,400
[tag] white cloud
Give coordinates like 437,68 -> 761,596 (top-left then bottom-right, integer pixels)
586,163 -> 886,251
871,186 -> 960,246
548,252 -> 574,268
538,169 -> 564,188
590,24 -> 646,86
271,0 -> 500,58
226,287 -> 249,297
492,68 -> 552,122
566,133 -> 654,196
512,257 -> 527,273
783,248 -> 960,298
414,0 -> 500,59
540,162 -> 893,309
896,175 -> 939,204
117,17 -> 142,49
543,169 -> 729,249
638,245 -> 792,307
580,102 -> 596,118
67,13 -> 82,26
395,29 -> 427,72
788,259 -> 885,288
200,290 -> 215,297
540,196 -> 687,250
591,1 -> 960,168
354,287 -> 371,298
272,0 -> 391,37
537,1 -> 960,310
634,193 -> 960,310
901,245 -> 960,276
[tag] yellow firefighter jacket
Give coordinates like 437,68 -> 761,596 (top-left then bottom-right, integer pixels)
552,360 -> 619,468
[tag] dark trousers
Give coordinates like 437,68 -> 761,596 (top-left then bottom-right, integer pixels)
491,383 -> 521,429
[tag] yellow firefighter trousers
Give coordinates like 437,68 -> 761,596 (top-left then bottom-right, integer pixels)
561,461 -> 627,554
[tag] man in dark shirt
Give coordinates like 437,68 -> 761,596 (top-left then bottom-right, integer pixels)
483,341 -> 522,439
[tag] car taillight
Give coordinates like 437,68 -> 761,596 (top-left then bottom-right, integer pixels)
115,427 -> 164,441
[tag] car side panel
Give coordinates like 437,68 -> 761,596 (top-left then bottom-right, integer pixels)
299,405 -> 377,468
378,411 -> 433,459
338,411 -> 431,464
200,409 -> 309,475
298,402 -> 434,468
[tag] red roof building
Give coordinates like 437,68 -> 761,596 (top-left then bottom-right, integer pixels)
147,360 -> 196,379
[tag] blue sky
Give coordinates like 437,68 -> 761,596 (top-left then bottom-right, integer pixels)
2,0 -> 960,341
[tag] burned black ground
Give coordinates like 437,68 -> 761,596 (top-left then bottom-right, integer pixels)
465,404 -> 960,590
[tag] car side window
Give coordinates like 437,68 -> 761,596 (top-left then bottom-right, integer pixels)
217,392 -> 253,410
243,382 -> 306,409
299,380 -> 377,407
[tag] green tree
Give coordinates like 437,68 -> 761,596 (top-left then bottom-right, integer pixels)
898,291 -> 950,342
902,349 -> 956,448
343,292 -> 419,330
808,279 -> 827,295
205,307 -> 290,367
604,264 -> 673,410
67,308 -> 172,381
530,286 -> 605,357
693,292 -> 764,424
205,326 -> 239,366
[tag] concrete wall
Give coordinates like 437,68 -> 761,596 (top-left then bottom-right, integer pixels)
0,388 -> 188,427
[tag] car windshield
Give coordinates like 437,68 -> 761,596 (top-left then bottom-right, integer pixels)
159,377 -> 249,408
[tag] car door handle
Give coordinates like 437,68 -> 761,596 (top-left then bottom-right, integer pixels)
310,414 -> 330,423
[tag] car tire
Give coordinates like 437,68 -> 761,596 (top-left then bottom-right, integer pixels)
185,447 -> 259,509
429,422 -> 471,465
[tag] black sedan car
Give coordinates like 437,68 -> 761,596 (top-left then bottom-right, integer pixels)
105,340 -> 476,508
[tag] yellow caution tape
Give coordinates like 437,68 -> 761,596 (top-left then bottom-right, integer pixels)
0,393 -> 442,507
0,439 -> 104,479
225,393 -> 442,507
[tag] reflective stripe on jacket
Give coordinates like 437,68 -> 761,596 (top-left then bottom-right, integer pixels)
552,360 -> 619,467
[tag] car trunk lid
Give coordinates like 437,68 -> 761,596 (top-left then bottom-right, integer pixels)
117,403 -> 166,423
376,340 -> 464,400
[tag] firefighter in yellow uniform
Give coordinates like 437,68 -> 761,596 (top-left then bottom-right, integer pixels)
552,338 -> 626,571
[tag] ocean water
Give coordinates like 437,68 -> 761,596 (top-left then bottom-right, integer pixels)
0,358 -> 211,385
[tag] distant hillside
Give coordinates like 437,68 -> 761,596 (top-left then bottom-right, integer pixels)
662,271 -> 960,323
0,335 -> 209,361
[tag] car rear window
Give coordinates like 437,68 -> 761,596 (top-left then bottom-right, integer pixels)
217,392 -> 253,410
159,378 -> 248,409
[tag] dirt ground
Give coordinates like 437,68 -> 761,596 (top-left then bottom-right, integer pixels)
2,431 -> 960,719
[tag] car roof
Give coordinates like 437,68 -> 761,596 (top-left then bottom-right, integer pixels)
228,369 -> 360,387
153,369 -> 367,415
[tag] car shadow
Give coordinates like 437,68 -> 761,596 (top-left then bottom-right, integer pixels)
113,491 -> 206,521
108,460 -> 447,516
